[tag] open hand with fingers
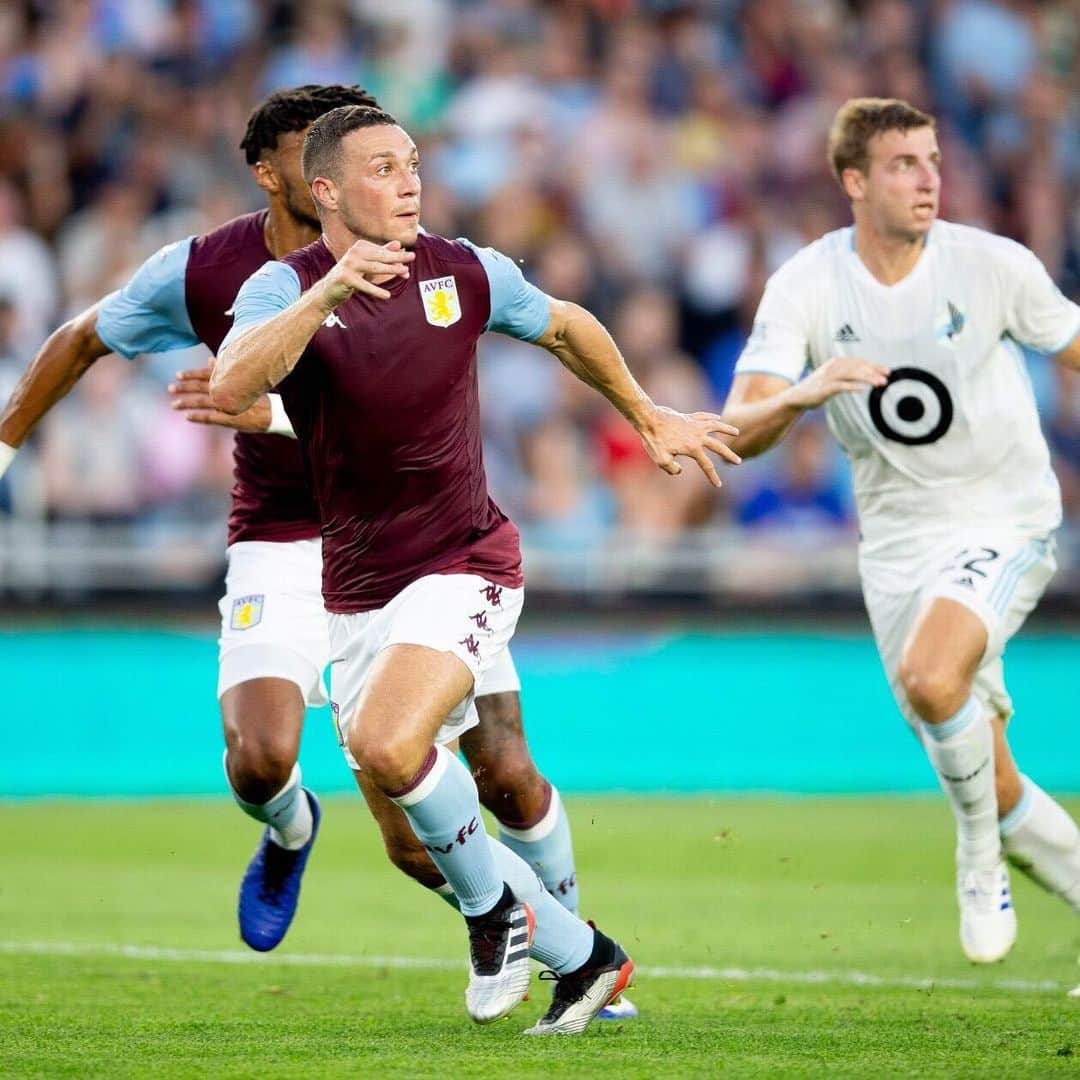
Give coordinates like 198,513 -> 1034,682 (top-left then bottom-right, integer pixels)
637,407 -> 742,487
787,356 -> 890,409
170,360 -> 271,433
320,238 -> 415,308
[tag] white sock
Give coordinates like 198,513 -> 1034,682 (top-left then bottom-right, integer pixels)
920,698 -> 999,869
227,756 -> 313,851
1000,776 -> 1080,913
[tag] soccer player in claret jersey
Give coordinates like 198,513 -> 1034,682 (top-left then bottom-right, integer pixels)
0,88 -> 609,993
723,98 -> 1080,971
212,104 -> 739,1032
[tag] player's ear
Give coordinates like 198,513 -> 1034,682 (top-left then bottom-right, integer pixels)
311,176 -> 337,212
841,167 -> 866,202
252,160 -> 279,197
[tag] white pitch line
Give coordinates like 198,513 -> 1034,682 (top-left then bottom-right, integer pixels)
0,941 -> 1068,994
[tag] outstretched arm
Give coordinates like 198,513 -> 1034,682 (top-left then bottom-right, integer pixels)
1,234 -> 203,478
0,306 -> 110,457
534,298 -> 741,487
723,358 -> 889,459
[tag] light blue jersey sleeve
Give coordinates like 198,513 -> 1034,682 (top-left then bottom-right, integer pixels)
96,237 -> 199,359
219,261 -> 303,353
458,238 -> 551,342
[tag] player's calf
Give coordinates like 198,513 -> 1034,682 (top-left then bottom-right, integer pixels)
464,696 -> 580,915
383,828 -> 451,891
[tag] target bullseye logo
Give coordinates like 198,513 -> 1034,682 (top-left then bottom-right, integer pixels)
868,367 -> 953,445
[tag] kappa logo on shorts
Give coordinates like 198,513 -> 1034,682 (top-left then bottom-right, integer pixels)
458,634 -> 481,661
230,594 -> 264,630
419,276 -> 461,328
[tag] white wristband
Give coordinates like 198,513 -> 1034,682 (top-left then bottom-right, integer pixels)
0,440 -> 16,480
266,394 -> 296,439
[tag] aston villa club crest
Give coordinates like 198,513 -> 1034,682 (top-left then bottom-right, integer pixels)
230,594 -> 264,630
419,275 -> 461,328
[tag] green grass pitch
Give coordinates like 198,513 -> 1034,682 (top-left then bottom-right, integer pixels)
1,796 -> 1077,1078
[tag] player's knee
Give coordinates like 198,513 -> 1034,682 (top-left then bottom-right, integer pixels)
899,654 -> 968,723
226,734 -> 297,803
385,836 -> 443,889
351,729 -> 428,792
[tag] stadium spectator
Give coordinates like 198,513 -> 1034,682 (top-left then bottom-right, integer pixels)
735,419 -> 854,534
0,0 -> 1075,594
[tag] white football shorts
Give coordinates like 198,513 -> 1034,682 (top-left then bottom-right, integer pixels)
862,530 -> 1056,728
476,644 -> 521,697
328,573 -> 524,770
217,538 -> 330,708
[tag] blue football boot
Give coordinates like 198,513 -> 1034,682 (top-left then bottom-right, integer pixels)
238,789 -> 321,951
597,994 -> 639,1020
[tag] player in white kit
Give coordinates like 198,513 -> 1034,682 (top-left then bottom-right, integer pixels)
723,99 -> 1080,967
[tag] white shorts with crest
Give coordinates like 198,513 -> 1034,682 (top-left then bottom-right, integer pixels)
328,573 -> 524,769
217,539 -> 330,707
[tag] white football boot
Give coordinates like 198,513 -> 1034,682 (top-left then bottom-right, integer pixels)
464,895 -> 535,1023
957,860 -> 1017,963
524,928 -> 634,1036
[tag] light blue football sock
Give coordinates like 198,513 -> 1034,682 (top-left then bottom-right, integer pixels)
429,836 -> 593,974
388,744 -> 503,917
498,784 -> 579,915
487,835 -> 593,974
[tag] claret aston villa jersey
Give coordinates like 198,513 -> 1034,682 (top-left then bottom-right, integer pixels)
96,211 -> 321,546
224,231 -> 552,613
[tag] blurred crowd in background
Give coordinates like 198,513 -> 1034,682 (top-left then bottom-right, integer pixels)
0,0 -> 1078,593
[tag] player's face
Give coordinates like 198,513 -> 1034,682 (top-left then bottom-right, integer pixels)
858,126 -> 941,241
265,129 -> 321,229
334,125 -> 422,247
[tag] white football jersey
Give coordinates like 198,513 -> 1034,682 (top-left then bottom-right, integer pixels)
736,220 -> 1080,565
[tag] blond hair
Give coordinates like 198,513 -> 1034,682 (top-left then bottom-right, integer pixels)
827,98 -> 935,182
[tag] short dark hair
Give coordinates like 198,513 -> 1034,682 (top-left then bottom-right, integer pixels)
301,105 -> 399,184
240,85 -> 379,165
827,98 -> 936,182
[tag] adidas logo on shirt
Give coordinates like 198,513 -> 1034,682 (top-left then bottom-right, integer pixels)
834,323 -> 860,343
